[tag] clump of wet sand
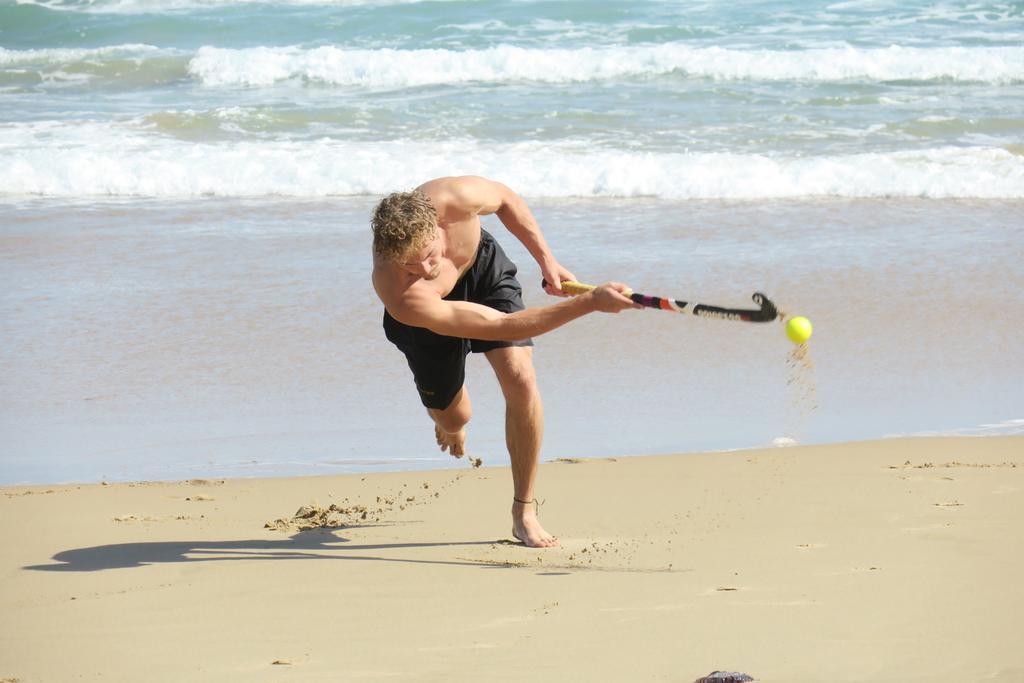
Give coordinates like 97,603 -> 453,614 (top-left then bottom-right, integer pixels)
264,503 -> 369,531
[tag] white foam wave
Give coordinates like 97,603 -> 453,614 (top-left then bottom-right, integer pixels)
2,121 -> 1022,199
14,0 -> 446,12
187,44 -> 1024,87
0,44 -> 164,66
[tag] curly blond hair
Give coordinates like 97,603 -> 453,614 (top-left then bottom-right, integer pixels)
371,190 -> 438,262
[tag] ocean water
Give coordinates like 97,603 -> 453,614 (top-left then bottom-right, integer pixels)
1,0 -> 1022,484
3,0 -> 1024,198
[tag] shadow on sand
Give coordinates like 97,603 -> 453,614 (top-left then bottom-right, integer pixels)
24,527 -> 507,572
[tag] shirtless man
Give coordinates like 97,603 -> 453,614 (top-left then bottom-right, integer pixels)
371,176 -> 637,548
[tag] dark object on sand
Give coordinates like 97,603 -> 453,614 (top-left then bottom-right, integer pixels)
694,673 -> 754,683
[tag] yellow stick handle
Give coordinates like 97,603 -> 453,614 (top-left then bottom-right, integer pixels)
559,280 -> 596,295
559,280 -> 633,297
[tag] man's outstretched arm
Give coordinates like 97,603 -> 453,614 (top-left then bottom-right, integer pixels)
390,282 -> 638,342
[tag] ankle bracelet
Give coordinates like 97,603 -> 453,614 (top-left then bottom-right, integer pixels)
513,497 -> 543,512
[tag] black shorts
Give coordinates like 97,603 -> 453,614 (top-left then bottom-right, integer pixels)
383,229 -> 533,410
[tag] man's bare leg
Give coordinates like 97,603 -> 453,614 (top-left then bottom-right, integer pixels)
485,346 -> 557,548
427,386 -> 471,458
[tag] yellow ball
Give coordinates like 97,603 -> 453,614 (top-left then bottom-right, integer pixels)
786,316 -> 813,344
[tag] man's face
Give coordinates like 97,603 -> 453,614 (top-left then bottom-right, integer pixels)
399,234 -> 442,280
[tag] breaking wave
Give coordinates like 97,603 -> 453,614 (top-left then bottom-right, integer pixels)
3,122 -> 1022,198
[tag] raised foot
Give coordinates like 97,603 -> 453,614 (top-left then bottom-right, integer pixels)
434,424 -> 466,458
512,506 -> 558,548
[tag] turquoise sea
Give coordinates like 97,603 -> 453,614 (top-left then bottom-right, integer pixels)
1,0 -> 1022,483
2,0 -> 1024,197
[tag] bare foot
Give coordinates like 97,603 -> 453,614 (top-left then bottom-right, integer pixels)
434,425 -> 466,458
511,502 -> 558,548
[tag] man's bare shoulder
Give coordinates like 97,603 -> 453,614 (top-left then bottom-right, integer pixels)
416,176 -> 504,217
416,175 -> 485,199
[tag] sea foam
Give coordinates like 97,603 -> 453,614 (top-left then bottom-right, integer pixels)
14,0 -> 436,12
0,44 -> 164,65
187,44 -> 1024,88
3,122 -> 1022,199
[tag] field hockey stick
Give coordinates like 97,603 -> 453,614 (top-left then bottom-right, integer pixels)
543,279 -> 779,323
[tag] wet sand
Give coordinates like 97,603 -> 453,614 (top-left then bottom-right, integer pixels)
3,198 -> 1023,484
2,436 -> 1022,682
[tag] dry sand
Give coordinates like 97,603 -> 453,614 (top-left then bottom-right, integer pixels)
2,436 -> 1022,682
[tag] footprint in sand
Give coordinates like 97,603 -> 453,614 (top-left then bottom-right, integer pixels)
694,672 -> 754,683
901,522 -> 954,533
113,515 -> 159,523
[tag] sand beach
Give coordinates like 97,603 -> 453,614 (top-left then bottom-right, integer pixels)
3,436 -> 1023,682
